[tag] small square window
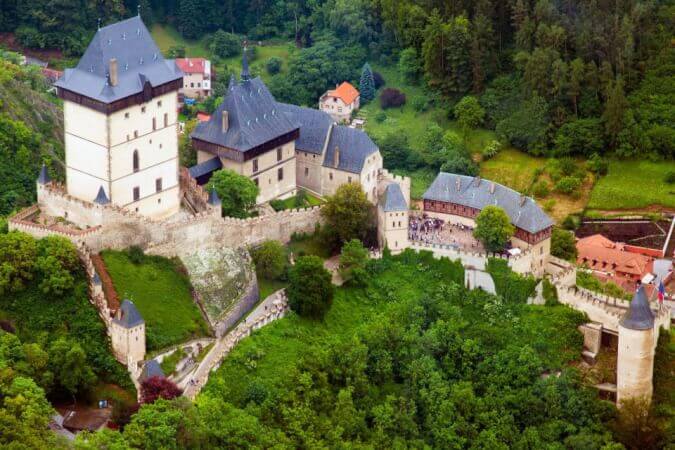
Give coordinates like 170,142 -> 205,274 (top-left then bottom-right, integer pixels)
348,176 -> 352,183
134,130 -> 138,138
304,167 -> 309,177
252,159 -> 258,173
276,148 -> 282,161
133,187 -> 140,201
124,112 -> 130,119
141,106 -> 146,113
278,168 -> 283,181
155,178 -> 162,192
157,100 -> 162,107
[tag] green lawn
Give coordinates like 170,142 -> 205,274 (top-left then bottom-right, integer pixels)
588,160 -> 675,210
480,148 -> 547,193
258,278 -> 287,300
287,232 -> 333,259
202,251 -> 584,407
101,250 -> 210,351
150,24 -> 294,84
270,189 -> 323,211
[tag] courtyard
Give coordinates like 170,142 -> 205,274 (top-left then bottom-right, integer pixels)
409,213 -> 485,253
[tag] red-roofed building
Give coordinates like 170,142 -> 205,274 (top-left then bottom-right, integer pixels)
577,234 -> 655,292
174,58 -> 211,99
319,81 -> 360,123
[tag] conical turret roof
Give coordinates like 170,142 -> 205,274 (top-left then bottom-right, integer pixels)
208,186 -> 221,206
620,285 -> 655,330
93,186 -> 110,205
37,164 -> 51,184
240,47 -> 250,81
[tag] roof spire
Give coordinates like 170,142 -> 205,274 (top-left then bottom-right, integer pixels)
97,17 -> 101,30
94,186 -> 110,205
208,186 -> 221,206
620,285 -> 655,330
241,43 -> 250,82
228,74 -> 237,91
37,163 -> 51,185
137,3 -> 141,16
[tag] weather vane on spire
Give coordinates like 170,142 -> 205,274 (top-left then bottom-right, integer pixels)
97,18 -> 101,30
138,3 -> 141,17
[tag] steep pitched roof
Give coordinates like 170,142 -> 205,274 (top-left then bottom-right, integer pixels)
174,58 -> 207,74
188,157 -> 222,179
326,81 -> 359,105
323,125 -> 379,174
140,360 -> 165,381
620,286 -> 655,330
577,234 -> 653,276
423,173 -> 554,234
277,103 -> 334,154
381,183 -> 408,212
55,16 -> 182,104
113,299 -> 144,328
191,77 -> 299,152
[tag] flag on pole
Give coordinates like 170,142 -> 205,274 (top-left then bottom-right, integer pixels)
657,281 -> 665,304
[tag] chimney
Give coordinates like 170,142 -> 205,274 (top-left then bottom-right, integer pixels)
221,111 -> 229,132
334,146 -> 340,168
109,58 -> 118,86
455,177 -> 461,191
473,176 -> 481,187
489,182 -> 496,194
519,195 -> 527,207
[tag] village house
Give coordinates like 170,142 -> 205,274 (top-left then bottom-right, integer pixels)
173,57 -> 211,99
576,234 -> 658,292
422,173 -> 554,270
189,52 -> 382,204
319,81 -> 360,123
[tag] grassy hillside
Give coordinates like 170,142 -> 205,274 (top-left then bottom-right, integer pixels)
101,250 -> 210,351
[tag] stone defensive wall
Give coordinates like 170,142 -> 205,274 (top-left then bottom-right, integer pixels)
409,240 -> 536,275
9,181 -> 324,256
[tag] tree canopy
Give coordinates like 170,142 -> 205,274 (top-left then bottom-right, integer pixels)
208,169 -> 259,218
287,255 -> 334,320
473,206 -> 515,252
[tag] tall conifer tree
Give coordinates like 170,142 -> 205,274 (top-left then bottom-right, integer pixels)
359,63 -> 375,103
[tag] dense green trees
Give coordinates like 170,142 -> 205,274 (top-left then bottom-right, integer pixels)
251,240 -> 287,280
359,63 -> 376,103
208,169 -> 259,218
209,30 -> 241,58
338,239 -> 368,285
287,255 -> 334,320
551,228 -> 578,261
321,183 -> 373,246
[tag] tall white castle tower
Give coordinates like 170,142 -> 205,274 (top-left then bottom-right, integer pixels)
617,286 -> 656,405
55,15 -> 183,219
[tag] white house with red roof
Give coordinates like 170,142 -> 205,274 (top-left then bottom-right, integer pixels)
174,58 -> 211,99
319,81 -> 360,123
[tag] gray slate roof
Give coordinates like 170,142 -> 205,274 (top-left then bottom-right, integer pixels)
191,77 -> 299,152
188,157 -> 222,179
140,360 -> 164,381
55,16 -> 182,103
381,183 -> 408,212
323,125 -> 379,174
37,164 -> 51,184
620,286 -> 655,330
423,173 -> 554,234
114,300 -> 144,328
277,103 -> 333,154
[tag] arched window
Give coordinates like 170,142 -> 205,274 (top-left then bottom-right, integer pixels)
133,150 -> 139,172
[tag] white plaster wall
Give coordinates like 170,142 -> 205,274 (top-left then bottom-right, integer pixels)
110,126 -> 178,180
381,210 -> 408,253
108,91 -> 177,147
65,134 -> 109,180
321,166 -> 359,198
64,101 -> 108,146
111,158 -> 179,207
66,168 -> 108,205
360,151 -> 383,203
295,151 -> 323,195
617,325 -> 654,404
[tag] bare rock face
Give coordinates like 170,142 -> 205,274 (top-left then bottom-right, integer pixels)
180,247 -> 259,336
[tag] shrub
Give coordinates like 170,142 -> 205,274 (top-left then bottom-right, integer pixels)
551,228 -> 577,261
481,140 -> 502,160
543,199 -> 556,212
474,206 -> 515,252
562,215 -> 581,230
265,57 -> 282,75
166,45 -> 186,58
338,239 -> 369,286
269,199 -> 285,211
542,279 -> 559,306
380,88 -> 406,109
374,111 -> 387,123
532,180 -> 551,198
209,30 -> 240,58
127,246 -> 145,265
664,171 -> 675,184
287,256 -> 334,320
373,71 -> 385,89
411,96 -> 429,112
587,153 -> 609,176
251,241 -> 286,280
555,176 -> 582,195
140,376 -> 183,404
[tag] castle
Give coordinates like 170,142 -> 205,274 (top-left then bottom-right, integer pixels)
7,15 -> 668,407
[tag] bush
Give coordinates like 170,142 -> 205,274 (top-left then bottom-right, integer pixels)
251,241 -> 286,280
664,171 -> 675,184
542,279 -> 559,306
555,176 -> 582,195
374,111 -> 387,123
166,45 -> 186,58
373,71 -> 385,89
551,228 -> 578,261
127,246 -> 145,265
287,256 -> 334,320
562,215 -> 580,230
441,155 -> 479,177
338,239 -> 369,286
380,88 -> 406,109
480,140 -> 500,160
543,199 -> 556,212
411,96 -> 429,112
265,57 -> 282,75
209,30 -> 241,58
15,27 -> 45,49
532,181 -> 551,198
587,153 -> 609,176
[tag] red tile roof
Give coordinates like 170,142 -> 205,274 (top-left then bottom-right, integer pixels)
175,58 -> 207,74
326,81 -> 359,105
576,234 -> 653,277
